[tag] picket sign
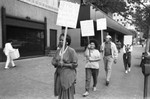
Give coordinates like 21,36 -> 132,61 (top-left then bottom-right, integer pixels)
80,20 -> 95,37
124,35 -> 133,45
96,18 -> 107,44
56,0 -> 80,28
56,0 -> 80,61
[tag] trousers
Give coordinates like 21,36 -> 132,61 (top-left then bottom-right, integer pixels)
123,53 -> 131,70
103,56 -> 114,81
5,54 -> 15,68
85,68 -> 99,91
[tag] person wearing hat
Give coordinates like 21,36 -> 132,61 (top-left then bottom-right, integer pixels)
100,35 -> 118,86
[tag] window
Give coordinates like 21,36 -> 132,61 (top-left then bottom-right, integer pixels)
7,26 -> 45,56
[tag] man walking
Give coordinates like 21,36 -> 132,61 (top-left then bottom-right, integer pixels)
100,35 -> 118,86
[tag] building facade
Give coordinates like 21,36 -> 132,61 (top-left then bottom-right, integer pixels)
0,0 -> 132,62
0,0 -> 62,62
112,13 -> 135,30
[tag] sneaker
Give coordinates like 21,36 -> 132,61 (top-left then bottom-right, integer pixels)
82,91 -> 89,97
128,68 -> 131,72
93,87 -> 97,91
4,67 -> 9,69
106,81 -> 109,86
125,70 -> 128,74
12,65 -> 16,68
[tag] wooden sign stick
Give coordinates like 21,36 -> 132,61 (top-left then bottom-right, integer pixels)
61,27 -> 68,62
101,30 -> 103,44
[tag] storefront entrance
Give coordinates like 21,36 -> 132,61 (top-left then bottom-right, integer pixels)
6,26 -> 45,57
0,7 -> 47,62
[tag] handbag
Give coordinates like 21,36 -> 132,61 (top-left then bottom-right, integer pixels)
10,49 -> 20,59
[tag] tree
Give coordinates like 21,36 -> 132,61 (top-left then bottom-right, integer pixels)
126,0 -> 150,38
83,0 -> 128,14
83,0 -> 150,38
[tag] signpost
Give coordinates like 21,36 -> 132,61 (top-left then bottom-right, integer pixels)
96,18 -> 107,44
56,0 -> 80,60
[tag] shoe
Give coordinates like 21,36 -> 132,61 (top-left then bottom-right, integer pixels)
106,81 -> 109,86
128,68 -> 131,72
4,67 -> 9,69
125,70 -> 128,74
93,87 -> 97,91
82,91 -> 89,97
12,65 -> 16,68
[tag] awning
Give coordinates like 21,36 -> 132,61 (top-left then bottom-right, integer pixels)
91,7 -> 132,35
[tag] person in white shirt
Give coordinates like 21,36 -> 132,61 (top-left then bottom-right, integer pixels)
123,44 -> 133,73
83,39 -> 101,97
3,39 -> 16,69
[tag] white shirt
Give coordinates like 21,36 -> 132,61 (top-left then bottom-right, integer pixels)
101,42 -> 118,59
123,45 -> 133,53
3,43 -> 15,56
84,49 -> 101,69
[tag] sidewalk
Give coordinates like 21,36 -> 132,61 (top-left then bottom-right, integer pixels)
0,46 -> 147,99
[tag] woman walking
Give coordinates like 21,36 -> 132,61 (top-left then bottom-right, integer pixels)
123,44 -> 133,73
83,39 -> 101,97
51,33 -> 78,99
3,39 -> 16,69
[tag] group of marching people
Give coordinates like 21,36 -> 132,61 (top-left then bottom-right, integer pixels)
51,33 -> 133,99
3,33 -> 132,99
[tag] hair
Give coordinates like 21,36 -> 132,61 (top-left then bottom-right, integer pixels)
6,39 -> 13,43
89,39 -> 98,49
59,33 -> 71,46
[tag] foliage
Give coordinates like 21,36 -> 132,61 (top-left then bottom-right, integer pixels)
84,0 -> 128,14
84,0 -> 150,38
126,0 -> 150,38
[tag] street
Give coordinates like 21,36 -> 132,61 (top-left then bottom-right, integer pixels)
0,45 -> 148,99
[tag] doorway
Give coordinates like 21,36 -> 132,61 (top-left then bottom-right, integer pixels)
6,26 -> 45,57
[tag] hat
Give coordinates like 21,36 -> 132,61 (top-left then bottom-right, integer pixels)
106,35 -> 111,39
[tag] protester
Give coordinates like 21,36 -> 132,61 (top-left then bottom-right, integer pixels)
82,39 -> 101,97
51,33 -> 78,99
100,35 -> 118,86
116,40 -> 122,53
123,44 -> 133,73
3,39 -> 16,69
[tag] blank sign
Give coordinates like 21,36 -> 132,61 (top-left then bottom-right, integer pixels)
80,20 -> 95,37
124,35 -> 133,45
97,18 -> 107,30
56,1 -> 80,28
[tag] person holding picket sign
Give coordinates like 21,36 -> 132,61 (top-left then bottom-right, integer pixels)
3,39 -> 16,69
83,39 -> 101,97
123,44 -> 133,73
51,33 -> 78,99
